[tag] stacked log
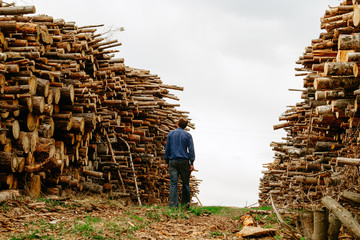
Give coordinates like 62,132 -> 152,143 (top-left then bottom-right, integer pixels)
260,0 -> 360,238
0,2 -> 199,205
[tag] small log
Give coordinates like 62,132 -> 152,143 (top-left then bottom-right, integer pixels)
335,157 -> 360,166
31,96 -> 45,113
82,181 -> 103,193
34,137 -> 55,159
0,174 -> 13,189
28,174 -> 41,198
0,190 -> 20,203
324,62 -> 354,76
0,6 -> 36,15
328,213 -> 341,240
0,152 -> 17,172
339,33 -> 360,51
340,191 -> 360,203
59,85 -> 74,105
3,118 -> 20,139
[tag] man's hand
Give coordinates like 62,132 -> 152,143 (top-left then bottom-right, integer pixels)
190,165 -> 194,172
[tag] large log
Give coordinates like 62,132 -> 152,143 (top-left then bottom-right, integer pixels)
339,33 -> 360,51
322,196 -> 360,238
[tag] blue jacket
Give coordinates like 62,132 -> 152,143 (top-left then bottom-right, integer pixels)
165,128 -> 195,165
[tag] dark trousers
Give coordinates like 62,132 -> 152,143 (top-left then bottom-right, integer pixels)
169,159 -> 191,208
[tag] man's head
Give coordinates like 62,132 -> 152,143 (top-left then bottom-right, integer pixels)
178,118 -> 188,129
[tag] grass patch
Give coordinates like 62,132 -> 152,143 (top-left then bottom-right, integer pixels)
163,207 -> 191,219
210,231 -> 223,237
190,206 -> 248,217
68,215 -> 107,239
10,229 -> 57,240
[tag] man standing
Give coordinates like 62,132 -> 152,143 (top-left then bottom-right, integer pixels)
165,118 -> 195,208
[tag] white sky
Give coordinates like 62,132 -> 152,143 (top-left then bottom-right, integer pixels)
15,0 -> 341,206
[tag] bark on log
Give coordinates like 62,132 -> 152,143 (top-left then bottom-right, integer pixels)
312,209 -> 328,240
335,157 -> 360,166
0,6 -> 35,15
339,33 -> 360,51
0,152 -> 17,172
28,174 -> 41,198
0,190 -> 20,202
322,196 -> 360,238
328,213 -> 341,240
340,191 -> 360,203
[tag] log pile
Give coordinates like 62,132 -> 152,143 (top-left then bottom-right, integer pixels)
0,1 -> 200,205
259,0 -> 360,209
259,0 -> 360,237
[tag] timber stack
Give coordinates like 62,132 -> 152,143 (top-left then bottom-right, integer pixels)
0,1 -> 200,205
260,0 -> 360,238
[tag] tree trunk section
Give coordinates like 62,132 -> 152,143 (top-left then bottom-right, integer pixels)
312,209 -> 328,240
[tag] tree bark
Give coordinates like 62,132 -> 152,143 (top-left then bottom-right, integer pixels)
312,209 -> 328,240
0,190 -> 20,202
322,196 -> 360,238
0,6 -> 35,15
328,213 -> 341,240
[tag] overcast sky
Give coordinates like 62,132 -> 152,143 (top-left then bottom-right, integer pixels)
16,0 -> 341,206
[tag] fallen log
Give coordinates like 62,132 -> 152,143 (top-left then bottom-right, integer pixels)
322,196 -> 360,238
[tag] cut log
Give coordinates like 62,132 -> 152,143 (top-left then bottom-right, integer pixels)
0,190 -> 20,203
339,33 -> 360,51
335,157 -> 360,166
300,211 -> 314,239
28,174 -> 41,198
324,62 -> 354,76
0,152 -> 17,172
82,181 -> 103,193
340,191 -> 360,203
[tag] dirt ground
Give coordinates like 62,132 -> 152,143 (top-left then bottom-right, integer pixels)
0,194 -> 279,239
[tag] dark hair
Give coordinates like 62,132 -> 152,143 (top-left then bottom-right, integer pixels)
178,118 -> 188,129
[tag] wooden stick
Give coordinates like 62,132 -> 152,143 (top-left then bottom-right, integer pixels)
104,130 -> 126,192
117,135 -> 142,206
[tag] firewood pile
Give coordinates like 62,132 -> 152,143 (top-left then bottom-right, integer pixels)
259,0 -> 360,211
0,1 -> 200,205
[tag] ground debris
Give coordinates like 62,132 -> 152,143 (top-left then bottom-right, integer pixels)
0,195 -> 285,239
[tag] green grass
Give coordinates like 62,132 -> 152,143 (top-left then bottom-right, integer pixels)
10,230 -> 57,240
163,207 -> 191,219
37,195 -> 72,210
6,202 -> 272,240
210,231 -> 223,237
189,205 -> 249,218
72,216 -> 107,239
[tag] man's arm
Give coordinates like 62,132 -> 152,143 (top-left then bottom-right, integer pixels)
165,133 -> 171,165
188,134 -> 195,166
